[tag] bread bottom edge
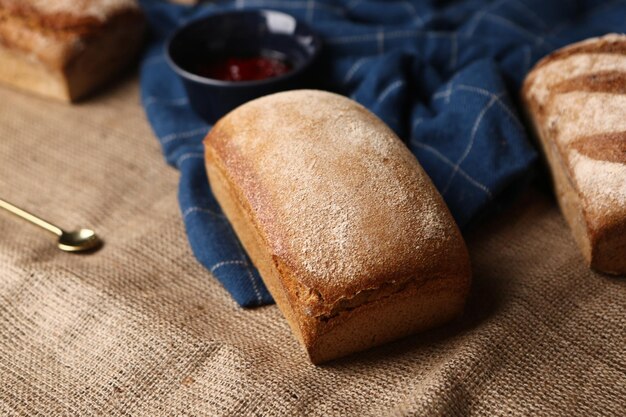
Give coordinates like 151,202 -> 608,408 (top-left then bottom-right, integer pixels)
592,222 -> 626,275
307,276 -> 467,364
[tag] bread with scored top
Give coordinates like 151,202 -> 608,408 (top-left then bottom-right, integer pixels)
0,0 -> 145,101
522,34 -> 626,275
204,90 -> 472,364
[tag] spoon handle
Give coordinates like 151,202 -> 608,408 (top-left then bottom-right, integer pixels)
0,198 -> 63,237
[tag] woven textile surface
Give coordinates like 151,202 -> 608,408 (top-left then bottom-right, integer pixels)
139,0 -> 626,307
1,77 -> 625,416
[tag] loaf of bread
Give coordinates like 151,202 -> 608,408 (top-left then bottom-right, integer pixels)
0,0 -> 144,101
522,34 -> 626,275
204,90 -> 471,364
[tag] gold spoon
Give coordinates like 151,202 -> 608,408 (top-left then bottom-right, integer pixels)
0,198 -> 102,253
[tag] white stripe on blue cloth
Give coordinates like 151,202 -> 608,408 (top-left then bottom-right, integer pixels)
342,57 -> 371,85
236,0 -> 343,14
402,1 -> 425,26
411,112 -> 492,197
210,260 -> 247,273
507,0 -> 547,27
433,84 -> 524,131
411,117 -> 423,132
175,152 -> 204,168
456,85 -> 524,130
411,140 -> 492,197
442,91 -> 503,194
377,80 -> 405,104
377,28 -> 385,54
144,97 -> 189,107
432,81 -> 454,103
328,29 -> 458,45
465,0 -> 507,36
161,127 -> 208,145
183,206 -> 225,219
483,14 -> 554,49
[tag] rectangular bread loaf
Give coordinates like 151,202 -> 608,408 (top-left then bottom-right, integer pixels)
0,0 -> 144,101
204,90 -> 471,364
522,34 -> 626,275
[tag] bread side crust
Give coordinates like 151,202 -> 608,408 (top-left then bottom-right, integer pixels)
205,143 -> 469,364
0,0 -> 140,31
522,34 -> 626,274
205,146 -> 311,347
0,43 -> 69,99
63,13 -> 145,101
0,12 -> 144,101
521,93 -> 593,263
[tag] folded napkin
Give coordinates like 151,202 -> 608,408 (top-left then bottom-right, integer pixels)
139,0 -> 626,307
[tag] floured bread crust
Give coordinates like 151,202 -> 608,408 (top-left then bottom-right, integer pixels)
523,34 -> 626,274
0,0 -> 143,101
0,0 -> 139,30
205,90 -> 471,363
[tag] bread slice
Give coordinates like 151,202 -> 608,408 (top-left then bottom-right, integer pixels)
522,34 -> 626,274
0,0 -> 144,101
204,90 -> 471,364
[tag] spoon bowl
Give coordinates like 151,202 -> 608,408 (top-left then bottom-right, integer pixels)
58,229 -> 102,252
0,198 -> 103,254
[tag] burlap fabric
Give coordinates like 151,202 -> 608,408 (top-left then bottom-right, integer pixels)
0,76 -> 624,417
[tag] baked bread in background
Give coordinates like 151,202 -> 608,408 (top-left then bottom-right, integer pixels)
0,0 -> 145,101
204,90 -> 472,364
522,34 -> 626,275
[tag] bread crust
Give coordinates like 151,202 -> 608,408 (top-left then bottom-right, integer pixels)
522,34 -> 626,274
204,90 -> 471,363
0,0 -> 139,31
0,0 -> 144,101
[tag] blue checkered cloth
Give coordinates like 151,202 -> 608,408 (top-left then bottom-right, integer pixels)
139,0 -> 626,307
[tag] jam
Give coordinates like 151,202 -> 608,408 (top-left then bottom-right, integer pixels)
195,55 -> 292,82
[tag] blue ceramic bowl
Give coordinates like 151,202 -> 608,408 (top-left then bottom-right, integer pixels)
166,10 -> 321,123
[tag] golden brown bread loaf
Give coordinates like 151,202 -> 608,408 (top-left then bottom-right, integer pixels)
0,0 -> 145,101
204,90 -> 472,364
522,34 -> 626,275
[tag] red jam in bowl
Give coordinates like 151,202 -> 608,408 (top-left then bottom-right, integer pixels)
195,55 -> 292,82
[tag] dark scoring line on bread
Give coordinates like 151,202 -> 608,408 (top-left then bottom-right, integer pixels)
551,70 -> 626,95
570,131 -> 626,164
